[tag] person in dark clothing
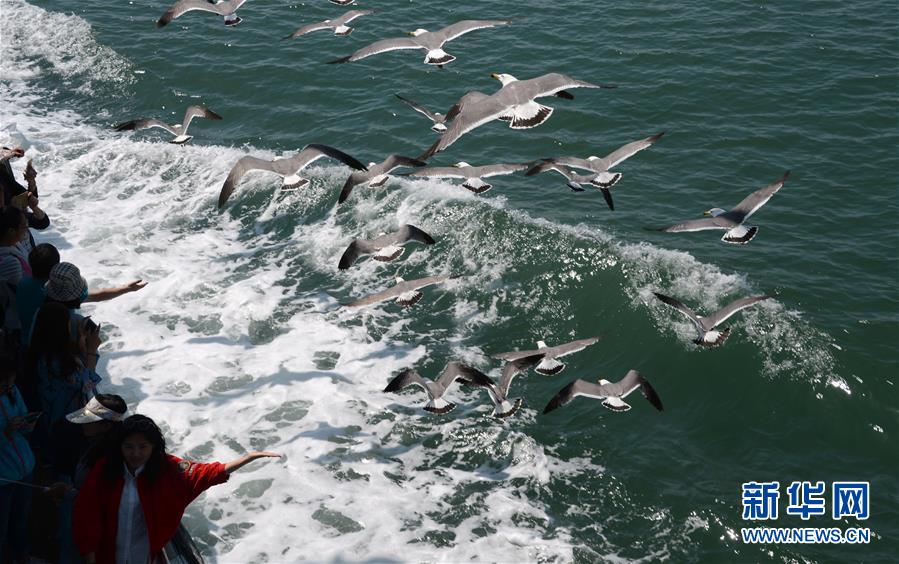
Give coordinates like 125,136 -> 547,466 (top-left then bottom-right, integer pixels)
0,147 -> 50,255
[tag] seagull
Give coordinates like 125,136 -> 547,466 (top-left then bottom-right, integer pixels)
543,370 -> 664,414
218,144 -> 367,208
467,354 -> 544,418
338,155 -> 427,204
400,161 -> 530,194
653,292 -> 772,347
656,171 -> 790,244
338,225 -> 436,269
526,132 -> 665,210
284,9 -> 374,39
113,105 -> 222,145
345,275 -> 449,308
421,73 -> 616,158
384,362 -> 495,415
157,0 -> 247,28
493,337 -> 601,376
328,20 -> 510,67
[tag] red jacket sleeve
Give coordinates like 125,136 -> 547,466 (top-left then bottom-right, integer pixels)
72,460 -> 107,555
169,455 -> 230,503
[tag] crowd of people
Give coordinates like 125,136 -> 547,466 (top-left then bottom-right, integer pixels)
0,147 -> 280,563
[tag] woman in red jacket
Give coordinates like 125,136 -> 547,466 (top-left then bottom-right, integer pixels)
73,414 -> 280,564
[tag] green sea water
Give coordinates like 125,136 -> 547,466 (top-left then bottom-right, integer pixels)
1,0 -> 897,561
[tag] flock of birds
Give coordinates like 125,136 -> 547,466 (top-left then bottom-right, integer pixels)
111,0 -> 789,420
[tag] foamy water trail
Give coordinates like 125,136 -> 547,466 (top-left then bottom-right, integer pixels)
0,1 -> 849,561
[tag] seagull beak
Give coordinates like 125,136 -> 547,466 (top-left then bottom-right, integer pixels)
490,73 -> 499,80
702,210 -> 712,216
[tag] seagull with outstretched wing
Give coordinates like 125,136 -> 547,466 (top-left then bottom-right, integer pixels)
218,144 -> 367,208
157,0 -> 247,28
526,132 -> 665,210
493,336 -> 601,376
543,370 -> 664,414
384,361 -> 496,414
655,171 -> 790,244
345,275 -> 449,308
114,105 -> 222,145
653,292 -> 772,347
338,225 -> 435,269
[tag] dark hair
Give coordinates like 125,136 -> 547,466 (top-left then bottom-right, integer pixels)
82,394 -> 128,468
102,414 -> 168,484
28,243 -> 60,280
27,301 -> 79,380
0,160 -> 25,207
0,206 -> 25,237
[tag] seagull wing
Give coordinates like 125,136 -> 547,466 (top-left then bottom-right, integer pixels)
433,19 -> 510,45
543,379 -> 608,414
401,166 -> 469,179
652,292 -> 706,334
530,157 -> 595,173
657,216 -> 734,232
545,336 -> 601,359
285,20 -> 333,39
218,155 -> 283,209
510,72 -> 614,102
345,275 -> 448,307
497,354 -> 545,395
113,119 -> 178,135
473,163 -> 530,178
384,369 -> 433,398
289,143 -> 368,175
524,160 -> 578,180
492,347 -> 544,361
443,91 -> 489,122
395,224 -> 436,245
340,9 -> 374,24
435,362 -> 494,395
608,370 -> 664,411
181,105 -> 222,132
704,295 -> 772,330
395,94 -> 441,123
727,171 -> 790,222
596,132 -> 666,170
157,0 -> 245,27
381,154 -> 428,173
328,36 -> 422,64
337,238 -> 379,270
421,95 -> 514,158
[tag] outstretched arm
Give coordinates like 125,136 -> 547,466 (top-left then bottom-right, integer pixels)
85,280 -> 148,302
224,451 -> 281,474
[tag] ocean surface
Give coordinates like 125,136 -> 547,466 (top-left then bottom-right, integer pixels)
1,0 -> 897,561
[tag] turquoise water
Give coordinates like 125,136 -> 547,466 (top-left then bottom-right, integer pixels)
2,0 -> 897,561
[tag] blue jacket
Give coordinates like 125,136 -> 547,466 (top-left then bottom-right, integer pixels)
0,386 -> 36,481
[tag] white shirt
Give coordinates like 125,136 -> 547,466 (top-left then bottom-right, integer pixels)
116,463 -> 152,564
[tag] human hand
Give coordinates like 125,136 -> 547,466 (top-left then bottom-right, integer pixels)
27,193 -> 39,210
123,279 -> 148,293
46,482 -> 73,502
0,147 -> 24,162
249,451 -> 282,460
23,159 -> 37,181
81,318 -> 102,352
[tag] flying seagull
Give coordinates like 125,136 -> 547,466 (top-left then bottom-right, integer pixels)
526,132 -> 665,210
465,354 -> 544,418
338,225 -> 436,269
653,292 -> 772,347
493,336 -> 601,376
113,105 -> 222,145
543,370 -> 664,414
656,171 -> 790,244
157,0 -> 247,28
401,161 -> 530,194
328,20 -> 510,67
284,9 -> 373,39
421,73 -> 615,158
218,144 -> 367,208
394,92 -> 489,133
384,361 -> 495,415
338,155 -> 427,204
345,275 -> 449,308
